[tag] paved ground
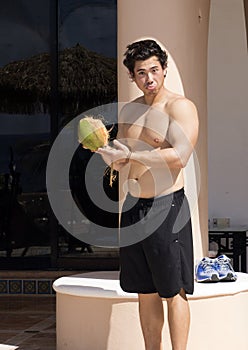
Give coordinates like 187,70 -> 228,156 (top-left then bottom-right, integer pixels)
0,296 -> 56,350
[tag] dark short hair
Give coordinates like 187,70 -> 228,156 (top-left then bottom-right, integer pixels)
123,39 -> 168,75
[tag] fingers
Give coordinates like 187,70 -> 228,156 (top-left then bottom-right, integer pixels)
97,140 -> 127,153
96,145 -> 112,153
96,148 -> 112,156
113,139 -> 127,150
96,140 -> 129,164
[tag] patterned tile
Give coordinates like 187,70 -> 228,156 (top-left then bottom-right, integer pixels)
37,280 -> 51,294
9,280 -> 22,294
0,279 -> 55,294
23,280 -> 36,294
0,280 -> 8,294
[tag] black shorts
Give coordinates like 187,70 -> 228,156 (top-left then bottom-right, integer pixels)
119,188 -> 194,298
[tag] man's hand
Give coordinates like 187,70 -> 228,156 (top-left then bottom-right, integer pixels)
96,140 -> 131,171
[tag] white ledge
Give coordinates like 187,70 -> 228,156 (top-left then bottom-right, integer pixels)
53,271 -> 248,299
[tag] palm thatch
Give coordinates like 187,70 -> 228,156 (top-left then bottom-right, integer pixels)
0,44 -> 117,116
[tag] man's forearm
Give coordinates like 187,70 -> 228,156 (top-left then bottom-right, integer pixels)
129,147 -> 187,169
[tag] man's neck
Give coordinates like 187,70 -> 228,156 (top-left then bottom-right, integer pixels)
143,86 -> 167,106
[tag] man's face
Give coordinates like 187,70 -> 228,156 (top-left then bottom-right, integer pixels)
131,56 -> 166,96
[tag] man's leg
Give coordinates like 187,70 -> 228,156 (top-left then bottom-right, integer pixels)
138,293 -> 164,350
166,288 -> 190,350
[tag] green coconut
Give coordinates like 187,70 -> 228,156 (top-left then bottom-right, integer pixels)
78,116 -> 115,186
78,116 -> 109,151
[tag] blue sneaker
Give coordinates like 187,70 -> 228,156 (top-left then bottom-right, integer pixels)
195,257 -> 220,283
214,255 -> 237,282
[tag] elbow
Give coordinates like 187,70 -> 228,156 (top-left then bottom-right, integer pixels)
169,157 -> 185,169
181,156 -> 189,168
175,153 -> 190,169
175,159 -> 187,169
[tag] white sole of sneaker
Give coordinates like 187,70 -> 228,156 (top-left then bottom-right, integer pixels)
196,273 -> 219,283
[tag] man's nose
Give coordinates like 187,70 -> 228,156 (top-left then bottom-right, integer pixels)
147,72 -> 153,82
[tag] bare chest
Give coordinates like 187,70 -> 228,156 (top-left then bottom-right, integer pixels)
122,110 -> 171,149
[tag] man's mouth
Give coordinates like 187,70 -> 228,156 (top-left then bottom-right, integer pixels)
145,83 -> 156,90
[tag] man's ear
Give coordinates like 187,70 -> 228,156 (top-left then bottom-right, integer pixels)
163,68 -> 167,78
128,71 -> 134,81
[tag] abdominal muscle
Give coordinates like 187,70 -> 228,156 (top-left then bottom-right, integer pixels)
124,163 -> 184,199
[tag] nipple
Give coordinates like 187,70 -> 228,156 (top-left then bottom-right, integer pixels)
154,138 -> 160,143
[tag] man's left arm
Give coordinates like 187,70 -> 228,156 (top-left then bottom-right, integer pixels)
159,97 -> 199,168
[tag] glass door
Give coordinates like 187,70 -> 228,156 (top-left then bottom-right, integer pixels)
0,0 -> 118,270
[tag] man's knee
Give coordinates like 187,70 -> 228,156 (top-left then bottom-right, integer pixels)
166,288 -> 188,305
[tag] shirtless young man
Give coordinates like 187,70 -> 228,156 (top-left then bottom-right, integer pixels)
97,39 -> 199,350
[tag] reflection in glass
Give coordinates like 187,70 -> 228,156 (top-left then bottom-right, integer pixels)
58,0 -> 118,259
0,0 -> 118,265
0,1 -> 51,259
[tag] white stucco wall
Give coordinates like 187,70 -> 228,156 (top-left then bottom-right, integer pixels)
118,0 -> 210,258
208,0 -> 248,225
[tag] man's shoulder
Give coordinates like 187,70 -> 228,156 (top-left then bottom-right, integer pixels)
119,97 -> 148,123
132,96 -> 145,104
120,96 -> 145,112
166,93 -> 197,118
166,92 -> 191,107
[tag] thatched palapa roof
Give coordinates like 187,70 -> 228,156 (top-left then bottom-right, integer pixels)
0,44 -> 117,115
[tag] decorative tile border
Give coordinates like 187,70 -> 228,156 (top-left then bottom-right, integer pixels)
38,280 -> 51,294
23,279 -> 37,294
0,279 -> 55,295
9,280 -> 22,294
0,279 -> 8,293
